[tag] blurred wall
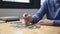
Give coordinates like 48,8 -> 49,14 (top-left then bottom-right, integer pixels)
0,0 -> 46,19
0,9 -> 38,17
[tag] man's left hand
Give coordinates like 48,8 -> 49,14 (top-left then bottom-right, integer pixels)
37,19 -> 54,26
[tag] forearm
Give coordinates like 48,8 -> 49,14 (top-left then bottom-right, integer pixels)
32,0 -> 48,24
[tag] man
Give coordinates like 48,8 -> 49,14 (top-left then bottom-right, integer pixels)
23,0 -> 60,26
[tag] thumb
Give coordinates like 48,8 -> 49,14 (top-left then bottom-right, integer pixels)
23,13 -> 28,17
37,20 -> 44,25
38,20 -> 44,23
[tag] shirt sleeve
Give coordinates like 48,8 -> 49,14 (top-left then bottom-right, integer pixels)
53,20 -> 60,26
32,0 -> 48,24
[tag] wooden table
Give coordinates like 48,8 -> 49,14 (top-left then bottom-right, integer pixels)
0,23 -> 60,34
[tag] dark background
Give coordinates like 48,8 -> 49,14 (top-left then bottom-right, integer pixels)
0,0 -> 40,9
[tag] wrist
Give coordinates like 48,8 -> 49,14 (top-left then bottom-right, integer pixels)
47,20 -> 54,25
28,17 -> 33,23
44,19 -> 54,25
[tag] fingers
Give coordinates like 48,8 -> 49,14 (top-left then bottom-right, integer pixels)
23,13 -> 33,22
23,13 -> 28,18
23,13 -> 34,23
23,13 -> 28,20
38,20 -> 44,23
23,13 -> 28,17
23,13 -> 31,19
37,19 -> 53,25
37,20 -> 44,25
37,20 -> 48,25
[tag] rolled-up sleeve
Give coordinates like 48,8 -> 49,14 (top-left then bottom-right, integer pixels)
32,0 -> 48,24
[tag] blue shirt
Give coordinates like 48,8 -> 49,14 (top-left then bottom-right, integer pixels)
32,0 -> 60,26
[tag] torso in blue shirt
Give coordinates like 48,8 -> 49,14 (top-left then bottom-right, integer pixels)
47,0 -> 60,20
32,0 -> 60,25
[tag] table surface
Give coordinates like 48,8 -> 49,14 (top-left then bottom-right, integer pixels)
0,23 -> 60,34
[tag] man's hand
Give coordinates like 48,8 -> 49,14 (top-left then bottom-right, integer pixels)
23,13 -> 33,23
37,19 -> 54,26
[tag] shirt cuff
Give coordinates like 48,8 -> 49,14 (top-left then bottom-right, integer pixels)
53,20 -> 60,26
31,16 -> 39,24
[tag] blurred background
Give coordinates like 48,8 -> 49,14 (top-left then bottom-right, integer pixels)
0,0 -> 45,18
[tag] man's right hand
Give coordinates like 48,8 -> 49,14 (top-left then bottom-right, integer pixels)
23,13 -> 33,23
